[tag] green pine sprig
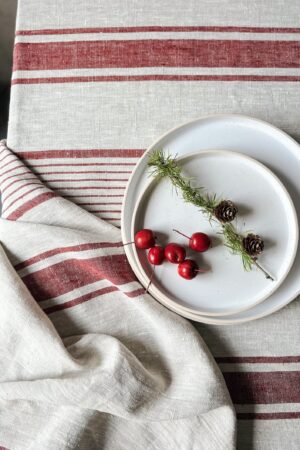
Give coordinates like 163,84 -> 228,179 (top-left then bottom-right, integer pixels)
148,149 -> 219,218
222,223 -> 253,271
148,149 -> 255,272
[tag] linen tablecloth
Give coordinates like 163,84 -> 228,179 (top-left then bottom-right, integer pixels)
0,140 -> 236,450
6,0 -> 300,448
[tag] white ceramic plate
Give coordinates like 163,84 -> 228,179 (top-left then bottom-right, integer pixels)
121,115 -> 300,324
130,150 -> 298,316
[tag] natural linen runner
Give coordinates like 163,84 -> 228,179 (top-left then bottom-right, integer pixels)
0,141 -> 236,449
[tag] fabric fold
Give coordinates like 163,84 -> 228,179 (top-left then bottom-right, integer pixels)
0,141 -> 236,449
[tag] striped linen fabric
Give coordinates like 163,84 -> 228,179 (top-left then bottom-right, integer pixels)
5,0 -> 300,448
0,140 -> 236,449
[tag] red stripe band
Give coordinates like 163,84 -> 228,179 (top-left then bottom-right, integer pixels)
0,170 -> 32,184
7,192 -> 57,220
224,371 -> 300,404
13,40 -> 300,71
12,75 -> 300,85
87,210 -> 121,213
3,181 -> 43,203
77,202 -> 122,205
1,176 -> 38,194
44,284 -> 143,314
16,149 -> 143,159
0,159 -> 20,170
15,241 -> 123,270
105,218 -> 121,221
216,356 -> 300,363
1,164 -> 28,176
26,162 -> 137,167
44,285 -> 118,314
36,171 -> 132,174
21,254 -> 136,301
2,186 -> 46,214
89,210 -> 121,213
15,26 -> 300,35
0,153 -> 14,163
52,186 -> 126,190
64,194 -> 123,198
237,412 -> 300,420
41,178 -> 129,182
125,288 -> 145,298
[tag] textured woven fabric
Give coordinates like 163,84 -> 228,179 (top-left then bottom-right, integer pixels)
5,0 -> 300,448
0,140 -> 236,449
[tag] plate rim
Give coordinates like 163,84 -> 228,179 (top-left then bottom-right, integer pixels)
130,149 -> 298,316
121,114 -> 300,324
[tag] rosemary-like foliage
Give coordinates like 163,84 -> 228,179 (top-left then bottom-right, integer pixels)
148,149 -> 254,271
222,223 -> 253,271
148,149 -> 219,217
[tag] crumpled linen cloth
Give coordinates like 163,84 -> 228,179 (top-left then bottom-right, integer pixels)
0,140 -> 236,449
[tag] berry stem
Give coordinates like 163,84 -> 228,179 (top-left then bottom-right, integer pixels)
122,241 -> 134,246
195,268 -> 210,273
252,258 -> 275,281
173,229 -> 191,240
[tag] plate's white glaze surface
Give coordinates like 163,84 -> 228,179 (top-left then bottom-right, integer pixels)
121,115 -> 300,324
131,151 -> 298,316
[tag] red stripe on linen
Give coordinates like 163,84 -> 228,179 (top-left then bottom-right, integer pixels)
237,412 -> 300,420
1,159 -> 20,170
44,285 -> 118,314
1,176 -> 38,194
125,288 -> 145,298
6,192 -> 57,220
64,194 -> 123,198
45,178 -> 129,182
77,202 -> 122,206
224,371 -> 300,404
44,284 -> 143,315
21,254 -> 136,301
1,164 -> 26,176
0,153 -> 14,163
13,40 -> 300,71
17,149 -> 143,159
2,186 -> 46,214
37,171 -> 132,175
52,186 -> 126,190
27,163 -> 137,167
216,356 -> 300,363
3,182 -> 42,202
3,181 -> 42,202
12,75 -> 300,85
15,26 -> 300,35
15,241 -> 123,270
87,210 -> 121,213
1,170 -> 32,184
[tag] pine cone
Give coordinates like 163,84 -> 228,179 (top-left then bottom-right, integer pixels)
214,200 -> 238,223
243,233 -> 264,256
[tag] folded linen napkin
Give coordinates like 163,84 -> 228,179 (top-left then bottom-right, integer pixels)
0,140 -> 235,450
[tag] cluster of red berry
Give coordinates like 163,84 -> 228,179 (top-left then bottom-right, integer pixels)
133,228 -> 211,280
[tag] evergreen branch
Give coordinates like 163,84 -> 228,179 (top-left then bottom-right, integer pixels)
222,223 -> 253,271
148,149 -> 219,219
148,149 -> 273,279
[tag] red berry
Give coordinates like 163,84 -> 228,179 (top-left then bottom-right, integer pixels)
173,229 -> 211,252
147,246 -> 165,265
189,232 -> 211,252
134,229 -> 155,249
164,243 -> 186,264
178,259 -> 198,280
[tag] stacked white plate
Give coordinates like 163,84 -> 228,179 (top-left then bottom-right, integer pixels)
121,115 -> 300,324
